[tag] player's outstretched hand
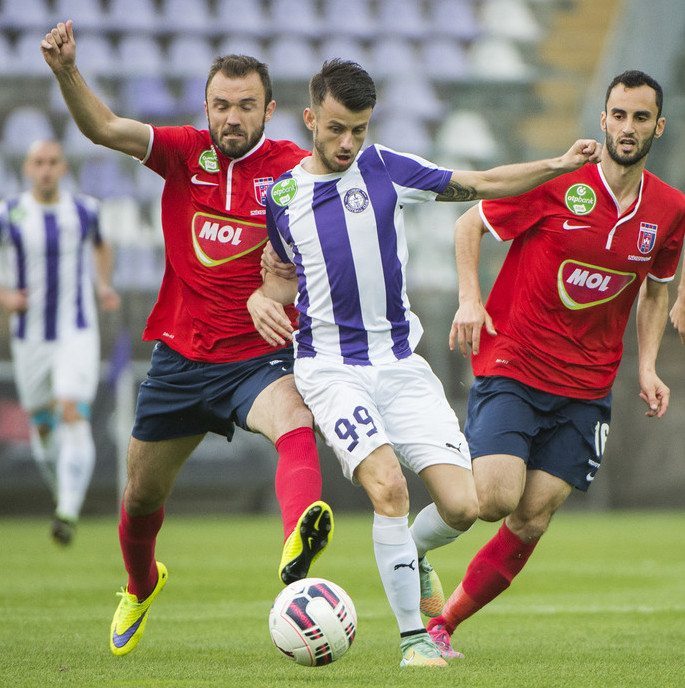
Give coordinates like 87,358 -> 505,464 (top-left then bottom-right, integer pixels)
41,20 -> 76,73
97,284 -> 121,312
669,294 -> 685,344
247,289 -> 294,347
261,241 -> 295,280
638,370 -> 670,418
449,299 -> 496,357
560,139 -> 602,170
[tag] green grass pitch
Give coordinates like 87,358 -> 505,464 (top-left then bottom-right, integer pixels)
1,511 -> 683,688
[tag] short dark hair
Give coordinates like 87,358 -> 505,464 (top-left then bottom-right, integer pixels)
309,58 -> 376,112
605,70 -> 663,118
205,54 -> 273,107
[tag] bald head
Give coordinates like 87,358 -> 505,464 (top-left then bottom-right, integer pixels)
24,139 -> 67,203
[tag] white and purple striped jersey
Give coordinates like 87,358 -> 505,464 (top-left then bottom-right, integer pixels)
0,191 -> 102,342
266,144 -> 452,365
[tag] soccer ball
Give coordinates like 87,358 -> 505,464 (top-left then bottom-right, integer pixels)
269,577 -> 357,666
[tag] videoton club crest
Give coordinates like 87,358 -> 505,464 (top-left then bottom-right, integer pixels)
637,222 -> 658,254
253,177 -> 274,206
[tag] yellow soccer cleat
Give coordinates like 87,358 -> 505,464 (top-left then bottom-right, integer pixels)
110,561 -> 168,656
279,501 -> 334,585
399,633 -> 448,668
418,557 -> 445,618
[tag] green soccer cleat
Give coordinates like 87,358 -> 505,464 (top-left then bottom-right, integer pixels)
399,633 -> 448,668
110,561 -> 168,656
418,557 -> 445,618
279,501 -> 334,585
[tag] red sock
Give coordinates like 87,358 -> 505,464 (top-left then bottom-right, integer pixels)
275,427 -> 322,539
431,522 -> 539,634
118,503 -> 164,601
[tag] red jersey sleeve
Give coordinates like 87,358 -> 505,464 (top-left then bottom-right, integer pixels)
143,125 -> 199,179
648,209 -> 685,281
479,184 -> 551,241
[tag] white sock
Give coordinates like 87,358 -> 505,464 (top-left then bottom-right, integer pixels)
55,420 -> 96,521
372,512 -> 423,634
410,502 -> 465,558
30,425 -> 57,496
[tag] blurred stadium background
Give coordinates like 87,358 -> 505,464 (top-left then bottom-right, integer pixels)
0,0 -> 683,519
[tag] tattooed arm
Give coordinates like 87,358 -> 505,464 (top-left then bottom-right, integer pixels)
437,138 -> 601,201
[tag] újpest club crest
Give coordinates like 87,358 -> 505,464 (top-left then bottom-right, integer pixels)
253,177 -> 274,206
637,222 -> 657,254
558,259 -> 636,310
191,211 -> 267,267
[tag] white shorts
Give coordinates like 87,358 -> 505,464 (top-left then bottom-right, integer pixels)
295,353 -> 471,483
10,329 -> 100,412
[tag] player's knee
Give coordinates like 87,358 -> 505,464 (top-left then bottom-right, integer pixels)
59,400 -> 89,423
440,496 -> 479,531
366,471 -> 409,517
508,511 -> 552,541
477,496 -> 517,522
123,484 -> 166,516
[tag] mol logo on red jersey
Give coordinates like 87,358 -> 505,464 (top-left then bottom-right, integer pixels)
557,259 -> 636,310
191,211 -> 267,267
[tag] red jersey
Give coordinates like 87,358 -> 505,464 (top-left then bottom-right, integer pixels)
475,163 -> 685,399
142,126 -> 307,362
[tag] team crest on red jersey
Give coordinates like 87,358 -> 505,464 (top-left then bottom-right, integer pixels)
191,211 -> 267,267
637,222 -> 657,254
558,260 -> 636,310
253,177 -> 274,206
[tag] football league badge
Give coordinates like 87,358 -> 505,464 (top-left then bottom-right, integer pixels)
637,222 -> 657,254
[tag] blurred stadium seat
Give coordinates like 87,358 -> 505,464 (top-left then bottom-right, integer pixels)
104,0 -> 158,34
0,0 -> 49,31
376,0 -> 428,39
368,37 -> 417,79
469,36 -> 531,81
215,0 -> 271,39
160,0 -> 213,35
266,109 -> 308,149
318,37 -> 369,66
427,0 -> 481,42
69,33 -> 119,78
121,76 -> 178,119
435,109 -> 501,163
321,0 -> 378,40
1,107 -> 55,157
116,35 -> 165,76
270,0 -> 321,37
481,0 -> 542,43
11,32 -> 50,76
268,37 -> 319,80
419,38 -> 470,83
52,0 -> 103,33
166,35 -> 216,78
216,36 -> 267,61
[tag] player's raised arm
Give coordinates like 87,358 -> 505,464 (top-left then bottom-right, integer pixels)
41,20 -> 150,159
449,205 -> 496,356
636,279 -> 671,418
437,139 -> 602,202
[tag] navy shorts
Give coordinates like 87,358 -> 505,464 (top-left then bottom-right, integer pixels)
131,342 -> 295,442
464,376 -> 612,491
